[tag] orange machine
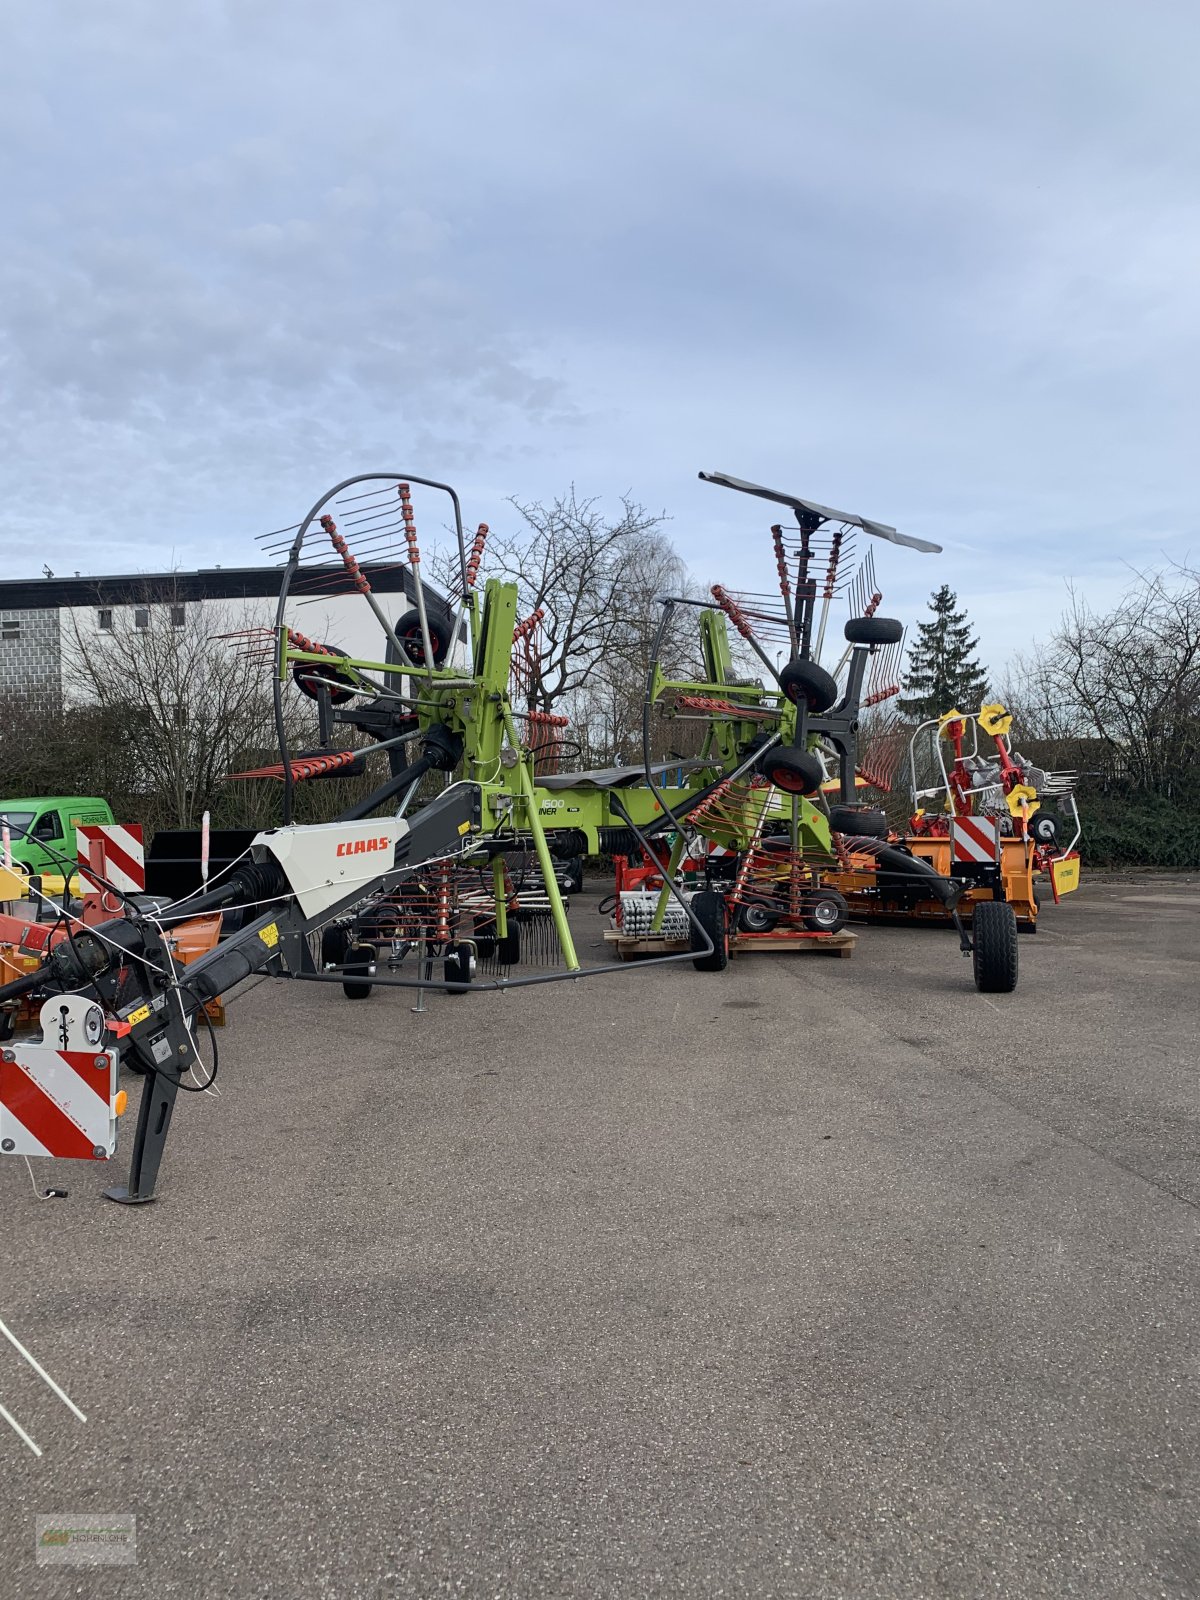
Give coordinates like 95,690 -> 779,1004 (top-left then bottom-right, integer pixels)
826,703 -> 1081,929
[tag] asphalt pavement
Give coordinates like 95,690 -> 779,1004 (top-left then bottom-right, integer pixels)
2,880 -> 1197,1599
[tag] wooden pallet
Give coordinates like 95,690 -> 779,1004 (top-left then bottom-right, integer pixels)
605,928 -> 856,960
604,929 -> 690,961
728,928 -> 856,958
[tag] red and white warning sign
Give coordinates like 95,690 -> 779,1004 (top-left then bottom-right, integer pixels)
0,999 -> 119,1161
951,814 -> 1001,866
77,824 -> 145,896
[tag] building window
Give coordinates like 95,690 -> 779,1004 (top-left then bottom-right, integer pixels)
97,608 -> 114,631
134,607 -> 150,630
170,604 -> 186,628
1,618 -> 19,640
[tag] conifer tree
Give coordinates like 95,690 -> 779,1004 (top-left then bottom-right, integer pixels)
898,584 -> 989,719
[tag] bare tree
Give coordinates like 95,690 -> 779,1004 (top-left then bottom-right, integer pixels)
561,534 -> 706,766
0,696 -> 144,807
63,593 -> 284,829
487,489 -> 679,716
1004,562 -> 1200,795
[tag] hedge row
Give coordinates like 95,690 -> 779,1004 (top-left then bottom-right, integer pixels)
1073,785 -> 1200,872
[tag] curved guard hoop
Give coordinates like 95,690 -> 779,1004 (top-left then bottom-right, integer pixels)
273,473 -> 469,822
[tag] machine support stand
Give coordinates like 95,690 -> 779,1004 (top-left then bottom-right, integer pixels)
103,1068 -> 181,1206
411,938 -> 428,1013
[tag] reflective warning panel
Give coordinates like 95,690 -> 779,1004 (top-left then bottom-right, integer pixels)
77,824 -> 145,895
0,999 -> 119,1161
951,815 -> 1001,866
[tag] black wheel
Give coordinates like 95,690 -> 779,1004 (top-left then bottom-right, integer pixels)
321,924 -> 350,968
802,888 -> 849,935
827,803 -> 889,839
497,924 -> 521,965
844,616 -> 904,646
292,650 -> 356,704
558,856 -> 585,895
779,657 -> 839,714
972,901 -> 1019,993
689,889 -> 728,972
396,606 -> 452,668
737,902 -> 779,934
342,942 -> 375,1000
1030,812 -> 1058,846
444,944 -> 475,992
760,745 -> 824,796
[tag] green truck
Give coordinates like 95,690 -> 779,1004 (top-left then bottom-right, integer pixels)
0,796 -> 114,877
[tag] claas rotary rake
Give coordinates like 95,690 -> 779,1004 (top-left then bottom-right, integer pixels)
0,471 -> 717,1206
617,472 -> 1025,993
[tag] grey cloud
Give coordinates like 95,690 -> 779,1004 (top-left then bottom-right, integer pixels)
0,0 -> 1196,675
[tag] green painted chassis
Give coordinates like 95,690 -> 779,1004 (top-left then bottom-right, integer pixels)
280,580 -> 834,968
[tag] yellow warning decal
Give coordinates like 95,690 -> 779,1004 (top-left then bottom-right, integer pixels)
458,821 -> 472,836
127,1004 -> 151,1027
261,922 -> 279,948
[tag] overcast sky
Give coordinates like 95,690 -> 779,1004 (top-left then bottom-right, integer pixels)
2,0 -> 1196,676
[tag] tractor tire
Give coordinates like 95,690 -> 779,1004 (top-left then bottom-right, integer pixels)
558,856 -> 585,896
738,902 -> 779,934
779,657 -> 839,714
321,924 -> 349,968
972,901 -> 1019,993
760,745 -> 824,796
827,803 -> 889,839
444,944 -> 475,992
690,889 -> 729,972
1030,812 -> 1058,846
292,652 -> 356,705
342,942 -> 376,1000
802,888 -> 849,935
844,616 -> 904,646
396,606 -> 452,668
497,924 -> 521,966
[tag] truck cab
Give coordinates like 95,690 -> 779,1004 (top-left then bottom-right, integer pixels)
0,797 -> 115,877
